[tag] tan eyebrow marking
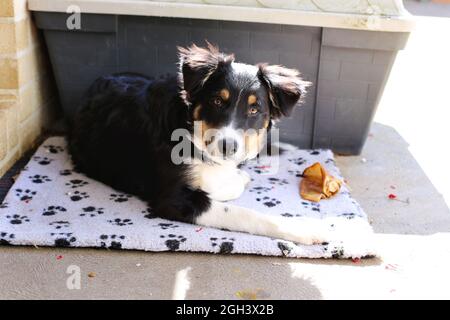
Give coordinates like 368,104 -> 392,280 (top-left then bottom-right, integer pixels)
193,104 -> 202,120
220,89 -> 230,101
248,94 -> 257,105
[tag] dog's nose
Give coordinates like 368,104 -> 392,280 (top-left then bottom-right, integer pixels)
218,138 -> 238,157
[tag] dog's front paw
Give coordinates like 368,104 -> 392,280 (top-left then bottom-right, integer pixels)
208,180 -> 245,202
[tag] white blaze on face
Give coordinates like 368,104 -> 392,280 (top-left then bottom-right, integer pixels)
207,122 -> 246,162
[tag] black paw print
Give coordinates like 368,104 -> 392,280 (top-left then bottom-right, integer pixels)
99,234 -> 125,249
28,174 -> 51,184
52,233 -> 76,247
256,196 -> 281,208
65,179 -> 89,189
287,170 -> 303,177
42,205 -> 67,216
44,145 -> 64,154
59,169 -> 72,176
80,206 -> 104,217
15,189 -> 37,201
108,218 -> 133,226
246,164 -> 271,174
33,156 -> 53,165
267,177 -> 288,186
325,158 -> 335,164
157,223 -> 179,230
281,212 -> 304,218
301,201 -> 320,212
309,150 -> 321,156
0,232 -> 15,245
49,221 -> 70,229
160,234 -> 187,251
6,214 -> 30,225
69,191 -> 89,201
338,212 -> 359,220
288,157 -> 307,166
210,237 -> 235,254
142,207 -> 156,219
278,241 -> 294,257
249,186 -> 273,195
0,202 -> 8,209
109,193 -> 132,203
331,246 -> 345,259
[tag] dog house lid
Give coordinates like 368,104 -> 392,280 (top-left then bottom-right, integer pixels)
28,0 -> 415,32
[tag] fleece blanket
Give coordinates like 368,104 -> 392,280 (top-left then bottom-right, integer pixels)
0,137 -> 375,258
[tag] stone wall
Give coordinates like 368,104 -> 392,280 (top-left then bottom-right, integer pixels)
0,0 -> 58,177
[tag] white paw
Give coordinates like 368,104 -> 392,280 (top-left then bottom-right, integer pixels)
208,180 -> 245,202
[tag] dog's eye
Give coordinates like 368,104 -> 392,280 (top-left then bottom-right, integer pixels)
248,106 -> 259,115
211,97 -> 223,107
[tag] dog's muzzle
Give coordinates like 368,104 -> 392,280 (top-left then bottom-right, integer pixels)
217,138 -> 238,157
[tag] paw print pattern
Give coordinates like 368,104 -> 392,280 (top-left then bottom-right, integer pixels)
309,150 -> 321,156
246,164 -> 272,174
49,221 -> 70,229
0,202 -> 8,209
65,179 -> 89,189
59,169 -> 72,176
249,186 -> 273,195
288,157 -> 307,166
142,207 -> 156,219
287,170 -> 303,177
68,191 -> 89,201
325,158 -> 335,164
44,145 -> 64,154
267,177 -> 288,186
338,212 -> 359,220
210,237 -> 235,254
99,234 -> 125,249
6,214 -> 30,225
0,232 -> 15,245
331,246 -> 345,259
157,223 -> 179,230
160,234 -> 187,251
108,218 -> 133,226
281,212 -> 304,218
15,189 -> 37,202
109,193 -> 132,203
256,196 -> 281,208
0,232 -> 16,246
52,233 -> 76,247
278,241 -> 294,257
28,174 -> 51,184
301,201 -> 320,212
80,206 -> 104,217
33,156 -> 53,165
42,206 -> 67,216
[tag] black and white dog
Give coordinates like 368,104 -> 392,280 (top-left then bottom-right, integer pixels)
68,44 -> 332,245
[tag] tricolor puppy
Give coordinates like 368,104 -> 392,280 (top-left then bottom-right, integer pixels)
69,44 -> 332,245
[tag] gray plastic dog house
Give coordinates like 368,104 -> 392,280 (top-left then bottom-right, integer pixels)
29,0 -> 414,154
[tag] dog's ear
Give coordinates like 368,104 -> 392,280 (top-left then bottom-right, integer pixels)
178,43 -> 234,103
258,64 -> 311,120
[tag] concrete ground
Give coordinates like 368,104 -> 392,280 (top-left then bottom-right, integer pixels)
1,4 -> 450,300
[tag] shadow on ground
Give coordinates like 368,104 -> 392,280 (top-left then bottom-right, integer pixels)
0,246 -> 325,299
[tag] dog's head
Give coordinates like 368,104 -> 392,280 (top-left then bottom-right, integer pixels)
178,43 -> 310,163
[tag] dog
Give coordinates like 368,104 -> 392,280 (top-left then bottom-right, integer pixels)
68,43 -> 333,245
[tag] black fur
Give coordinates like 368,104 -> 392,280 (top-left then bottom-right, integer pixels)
68,44 -> 308,224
